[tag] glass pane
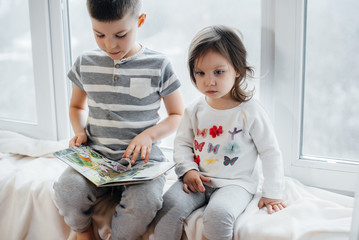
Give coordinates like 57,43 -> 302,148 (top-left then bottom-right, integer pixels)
302,0 -> 359,162
67,0 -> 260,147
0,1 -> 37,123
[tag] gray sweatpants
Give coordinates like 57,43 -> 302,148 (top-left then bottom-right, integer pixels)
154,181 -> 253,240
53,167 -> 165,240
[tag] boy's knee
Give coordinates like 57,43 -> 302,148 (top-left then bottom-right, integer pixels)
54,168 -> 95,205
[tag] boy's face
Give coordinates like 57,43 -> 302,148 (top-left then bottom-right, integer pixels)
91,13 -> 142,60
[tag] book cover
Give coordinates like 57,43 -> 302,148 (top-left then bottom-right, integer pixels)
53,145 -> 175,187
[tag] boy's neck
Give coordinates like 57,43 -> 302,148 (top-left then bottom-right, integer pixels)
119,42 -> 142,61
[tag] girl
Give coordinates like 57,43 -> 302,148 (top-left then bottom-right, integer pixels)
154,25 -> 286,240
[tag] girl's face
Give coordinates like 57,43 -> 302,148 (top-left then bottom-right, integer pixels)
91,13 -> 143,60
194,50 -> 240,109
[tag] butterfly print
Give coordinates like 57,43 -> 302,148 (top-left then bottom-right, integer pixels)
223,156 -> 238,166
209,125 -> 223,138
204,159 -> 216,165
196,128 -> 208,138
225,142 -> 240,155
194,140 -> 205,152
207,143 -> 220,154
228,127 -> 243,140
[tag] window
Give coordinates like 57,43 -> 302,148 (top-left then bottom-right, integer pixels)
302,0 -> 359,163
67,0 -> 261,147
0,1 -> 37,123
0,0 -> 70,140
264,0 -> 359,193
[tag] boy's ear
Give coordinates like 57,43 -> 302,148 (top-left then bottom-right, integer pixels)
138,13 -> 146,27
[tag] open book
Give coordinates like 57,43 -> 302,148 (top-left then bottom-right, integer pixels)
53,145 -> 175,187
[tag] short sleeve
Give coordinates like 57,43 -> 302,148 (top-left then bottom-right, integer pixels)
67,55 -> 84,90
159,59 -> 181,97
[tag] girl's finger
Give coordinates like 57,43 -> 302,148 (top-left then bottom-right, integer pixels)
183,183 -> 190,193
266,204 -> 273,214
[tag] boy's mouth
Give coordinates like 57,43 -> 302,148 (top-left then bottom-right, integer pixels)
108,50 -> 121,55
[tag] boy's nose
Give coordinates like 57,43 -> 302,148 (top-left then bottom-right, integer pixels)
105,38 -> 116,50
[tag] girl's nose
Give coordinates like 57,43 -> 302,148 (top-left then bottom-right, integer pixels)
205,75 -> 216,86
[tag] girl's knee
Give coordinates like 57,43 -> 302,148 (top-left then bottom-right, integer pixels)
202,207 -> 235,240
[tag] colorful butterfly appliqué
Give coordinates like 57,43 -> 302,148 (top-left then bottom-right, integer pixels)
196,128 -> 208,138
223,156 -> 238,166
194,140 -> 205,152
209,125 -> 223,138
194,155 -> 200,165
207,143 -> 220,154
225,142 -> 240,155
204,159 -> 216,165
228,127 -> 243,140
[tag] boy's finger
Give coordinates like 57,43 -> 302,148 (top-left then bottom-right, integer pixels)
123,144 -> 135,158
144,149 -> 151,163
75,137 -> 82,146
140,146 -> 147,159
131,146 -> 141,164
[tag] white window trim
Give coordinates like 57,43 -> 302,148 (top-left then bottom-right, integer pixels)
0,0 -> 71,141
261,0 -> 359,194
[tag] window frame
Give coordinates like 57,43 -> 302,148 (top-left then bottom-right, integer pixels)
260,0 -> 359,194
0,0 -> 71,141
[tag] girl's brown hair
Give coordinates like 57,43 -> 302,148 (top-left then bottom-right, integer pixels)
188,25 -> 254,103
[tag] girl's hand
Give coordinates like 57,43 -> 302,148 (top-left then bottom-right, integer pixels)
258,197 -> 287,214
122,132 -> 153,164
182,170 -> 211,193
69,131 -> 87,147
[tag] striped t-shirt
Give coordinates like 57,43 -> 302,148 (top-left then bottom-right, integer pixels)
68,47 -> 181,161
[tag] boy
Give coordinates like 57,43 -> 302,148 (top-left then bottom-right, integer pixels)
53,1 -> 184,240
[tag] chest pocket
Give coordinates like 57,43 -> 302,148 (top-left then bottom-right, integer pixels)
130,78 -> 152,99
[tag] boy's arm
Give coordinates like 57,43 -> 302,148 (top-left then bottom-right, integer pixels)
69,84 -> 88,147
123,89 -> 184,163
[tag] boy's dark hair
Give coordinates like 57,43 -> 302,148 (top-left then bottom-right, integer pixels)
87,0 -> 142,22
188,25 -> 254,103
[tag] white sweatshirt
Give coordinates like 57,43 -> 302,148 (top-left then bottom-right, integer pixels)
174,97 -> 284,199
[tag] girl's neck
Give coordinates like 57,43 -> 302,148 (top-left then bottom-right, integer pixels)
205,96 -> 242,110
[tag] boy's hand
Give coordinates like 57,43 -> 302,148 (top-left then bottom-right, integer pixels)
122,132 -> 153,164
69,131 -> 87,147
258,197 -> 287,214
182,170 -> 211,194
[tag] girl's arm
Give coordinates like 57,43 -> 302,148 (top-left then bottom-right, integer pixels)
69,84 -> 88,147
122,89 -> 184,163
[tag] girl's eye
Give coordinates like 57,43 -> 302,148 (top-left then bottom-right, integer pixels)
195,71 -> 204,76
116,34 -> 127,39
215,70 -> 224,75
96,34 -> 105,38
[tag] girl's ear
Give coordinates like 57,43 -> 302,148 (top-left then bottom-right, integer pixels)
138,13 -> 146,27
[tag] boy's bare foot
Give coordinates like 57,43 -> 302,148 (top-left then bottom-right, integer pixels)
76,226 -> 95,240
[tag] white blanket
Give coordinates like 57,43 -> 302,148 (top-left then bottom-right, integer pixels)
0,130 -> 355,240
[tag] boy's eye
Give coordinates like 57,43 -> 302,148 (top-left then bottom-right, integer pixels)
195,71 -> 204,76
215,70 -> 224,75
116,34 -> 127,39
